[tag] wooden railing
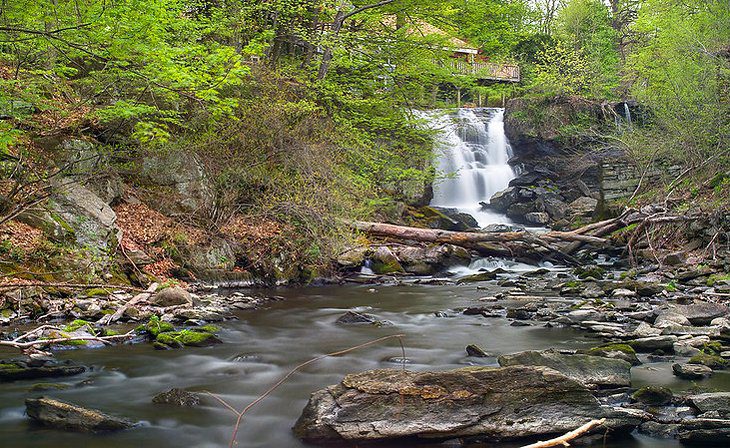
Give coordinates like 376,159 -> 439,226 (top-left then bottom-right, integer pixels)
451,60 -> 520,82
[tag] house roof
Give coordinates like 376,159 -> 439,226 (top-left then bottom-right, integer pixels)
380,17 -> 478,54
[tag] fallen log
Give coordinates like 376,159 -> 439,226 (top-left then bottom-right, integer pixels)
349,221 -> 608,263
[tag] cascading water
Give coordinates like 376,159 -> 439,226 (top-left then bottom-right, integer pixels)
429,108 -> 516,227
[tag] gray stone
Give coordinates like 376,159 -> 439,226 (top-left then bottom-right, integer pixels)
336,247 -> 368,268
688,393 -> 730,415
152,388 -> 201,406
678,418 -> 730,444
629,336 -> 677,352
293,366 -> 639,444
497,349 -> 631,389
25,397 -> 134,432
488,187 -> 517,212
676,303 -> 728,325
672,363 -> 713,380
0,358 -> 86,382
567,196 -> 598,217
335,311 -> 388,326
465,344 -> 489,357
524,212 -> 550,225
141,151 -> 213,214
150,287 -> 193,307
655,311 -> 692,328
370,246 -> 404,275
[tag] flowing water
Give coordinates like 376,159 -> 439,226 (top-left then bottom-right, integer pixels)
429,108 -> 516,227
3,283 -> 721,448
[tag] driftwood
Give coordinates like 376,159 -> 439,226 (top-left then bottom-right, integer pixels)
520,418 -> 606,448
96,282 -> 158,325
350,220 -> 608,263
0,324 -> 136,350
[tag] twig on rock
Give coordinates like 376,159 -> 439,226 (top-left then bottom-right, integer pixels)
520,418 -> 607,448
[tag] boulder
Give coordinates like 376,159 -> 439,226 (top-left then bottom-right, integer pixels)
497,349 -> 631,389
370,246 -> 404,275
335,310 -> 388,326
293,366 -> 637,444
430,207 -> 479,230
395,244 -> 470,276
152,388 -> 201,406
488,187 -> 517,212
25,397 -> 134,432
524,212 -> 550,225
632,386 -> 673,406
629,336 -> 677,353
585,344 -> 641,366
0,358 -> 86,382
672,363 -> 713,380
567,196 -> 598,217
688,393 -> 730,415
678,419 -> 730,445
150,287 -> 193,307
336,247 -> 368,269
655,311 -> 692,328
465,344 -> 489,357
676,303 -> 728,325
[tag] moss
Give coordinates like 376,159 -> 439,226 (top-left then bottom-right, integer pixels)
574,265 -> 606,280
191,324 -> 220,333
632,386 -> 673,406
689,352 -> 727,369
707,273 -> 730,286
155,329 -> 221,348
563,280 -> 582,288
588,343 -> 636,355
700,342 -> 723,356
139,316 -> 175,337
84,288 -> 110,297
63,319 -> 93,332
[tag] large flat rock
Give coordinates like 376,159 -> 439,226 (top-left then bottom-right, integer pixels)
26,397 -> 134,432
294,366 -> 640,444
497,349 -> 631,389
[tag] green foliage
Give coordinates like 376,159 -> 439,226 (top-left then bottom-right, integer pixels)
626,0 -> 729,166
532,0 -> 620,98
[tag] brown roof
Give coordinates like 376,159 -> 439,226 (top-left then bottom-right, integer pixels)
380,16 -> 476,52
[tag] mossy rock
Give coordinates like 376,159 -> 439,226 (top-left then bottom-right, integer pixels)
155,330 -> 221,348
84,288 -> 111,297
574,265 -> 606,280
63,319 -> 93,332
632,386 -> 673,406
457,271 -> 498,283
689,352 -> 727,370
586,343 -> 640,366
138,316 -> 175,338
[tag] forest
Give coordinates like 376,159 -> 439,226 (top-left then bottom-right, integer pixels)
1,1 -> 729,447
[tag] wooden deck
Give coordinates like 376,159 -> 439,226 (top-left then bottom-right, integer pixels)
451,60 -> 520,83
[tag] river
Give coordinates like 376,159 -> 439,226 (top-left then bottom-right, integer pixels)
2,282 -> 711,447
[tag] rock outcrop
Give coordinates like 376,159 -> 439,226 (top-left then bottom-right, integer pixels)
25,397 -> 134,432
497,349 -> 631,389
294,366 -> 641,444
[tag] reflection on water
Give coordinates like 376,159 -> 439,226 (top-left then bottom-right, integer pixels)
1,284 -> 725,447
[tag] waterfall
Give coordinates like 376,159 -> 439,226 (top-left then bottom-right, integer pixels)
624,103 -> 633,130
428,108 -> 516,227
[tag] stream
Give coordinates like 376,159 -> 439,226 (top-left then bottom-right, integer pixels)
2,282 -> 715,448
1,108 -> 726,447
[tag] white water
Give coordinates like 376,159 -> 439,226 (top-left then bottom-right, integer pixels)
429,108 -> 516,227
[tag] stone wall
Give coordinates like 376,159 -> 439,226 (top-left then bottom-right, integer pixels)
601,159 -> 682,201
